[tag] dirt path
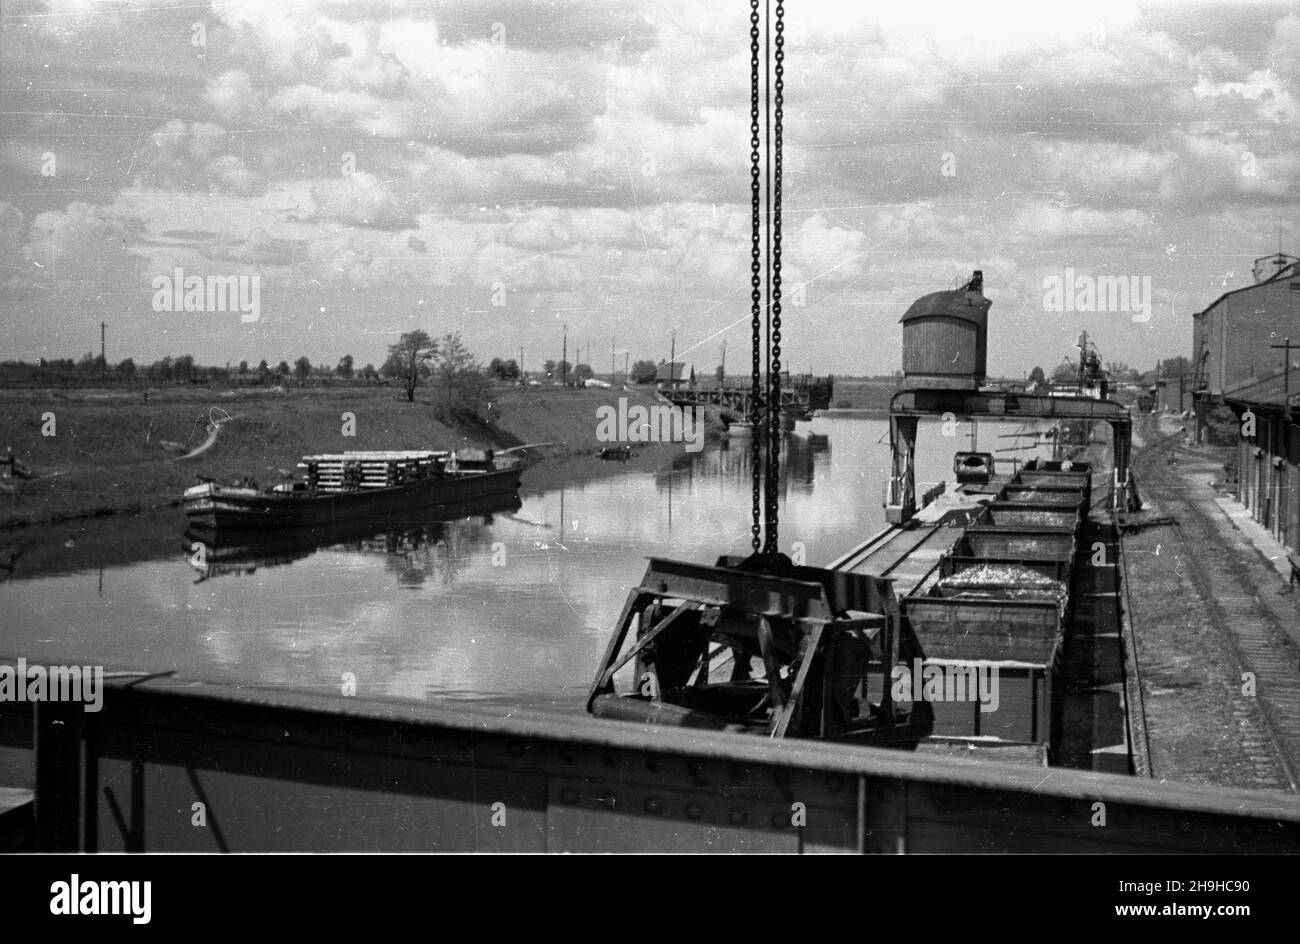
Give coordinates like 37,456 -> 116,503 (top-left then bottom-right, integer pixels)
175,409 -> 233,461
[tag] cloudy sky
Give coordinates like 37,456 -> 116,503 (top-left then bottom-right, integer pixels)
1,0 -> 1298,378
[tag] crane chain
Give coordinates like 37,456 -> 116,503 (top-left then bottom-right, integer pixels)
764,0 -> 784,560
749,0 -> 763,554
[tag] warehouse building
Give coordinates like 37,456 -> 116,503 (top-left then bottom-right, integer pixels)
1192,251 -> 1300,442
1221,370 -> 1300,554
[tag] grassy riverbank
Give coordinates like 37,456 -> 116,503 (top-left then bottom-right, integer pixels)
0,384 -> 711,528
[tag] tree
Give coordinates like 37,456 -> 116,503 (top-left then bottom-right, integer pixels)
336,354 -> 354,380
117,358 -> 136,382
385,330 -> 437,402
293,356 -> 312,385
276,360 -> 290,378
715,364 -> 725,385
573,363 -> 593,382
631,359 -> 658,384
557,360 -> 572,384
437,332 -> 476,399
1028,365 -> 1045,386
361,363 -> 377,384
435,331 -> 491,423
1158,356 -> 1191,380
542,359 -> 557,380
173,355 -> 196,382
486,357 -> 521,381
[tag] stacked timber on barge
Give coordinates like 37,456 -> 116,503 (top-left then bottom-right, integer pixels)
183,449 -> 521,532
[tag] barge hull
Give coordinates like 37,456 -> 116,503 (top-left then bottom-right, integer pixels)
184,468 -> 522,532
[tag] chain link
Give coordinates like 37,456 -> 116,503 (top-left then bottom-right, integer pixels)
749,0 -> 763,554
765,0 -> 784,559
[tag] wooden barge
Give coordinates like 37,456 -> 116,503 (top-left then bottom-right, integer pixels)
182,449 -> 521,532
185,492 -> 523,581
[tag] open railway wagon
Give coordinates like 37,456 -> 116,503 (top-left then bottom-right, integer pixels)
899,461 -> 1091,758
586,557 -> 935,748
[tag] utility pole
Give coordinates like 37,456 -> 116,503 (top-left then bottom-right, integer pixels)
562,324 -> 568,388
100,321 -> 106,382
670,329 -> 676,386
721,340 -> 726,387
519,346 -> 524,383
1272,337 -> 1299,420
623,351 -> 629,386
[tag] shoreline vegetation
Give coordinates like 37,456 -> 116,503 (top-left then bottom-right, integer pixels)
0,384 -> 723,530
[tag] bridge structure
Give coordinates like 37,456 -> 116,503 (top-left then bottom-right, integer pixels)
666,375 -> 833,423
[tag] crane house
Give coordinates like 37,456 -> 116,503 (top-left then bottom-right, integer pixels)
899,270 -> 989,390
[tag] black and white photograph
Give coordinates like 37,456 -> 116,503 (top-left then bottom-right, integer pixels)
0,0 -> 1299,882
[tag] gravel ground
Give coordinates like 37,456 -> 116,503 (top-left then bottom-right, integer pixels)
1123,415 -> 1300,792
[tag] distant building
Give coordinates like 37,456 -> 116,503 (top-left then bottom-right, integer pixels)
654,361 -> 689,394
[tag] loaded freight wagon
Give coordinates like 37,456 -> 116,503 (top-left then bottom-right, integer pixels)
899,460 -> 1091,758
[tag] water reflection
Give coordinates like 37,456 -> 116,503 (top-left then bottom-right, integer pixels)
654,430 -> 831,502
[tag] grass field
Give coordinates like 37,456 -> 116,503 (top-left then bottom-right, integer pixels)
0,383 -> 699,527
825,378 -> 898,412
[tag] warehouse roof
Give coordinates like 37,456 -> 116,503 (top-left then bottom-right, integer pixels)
1222,367 -> 1300,408
1193,259 -> 1300,319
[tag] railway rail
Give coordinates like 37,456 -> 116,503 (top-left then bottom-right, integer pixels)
1130,425 -> 1300,792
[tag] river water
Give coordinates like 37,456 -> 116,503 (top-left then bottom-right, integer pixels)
0,415 -> 1049,716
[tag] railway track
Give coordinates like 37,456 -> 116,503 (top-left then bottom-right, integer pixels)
1131,426 -> 1300,792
